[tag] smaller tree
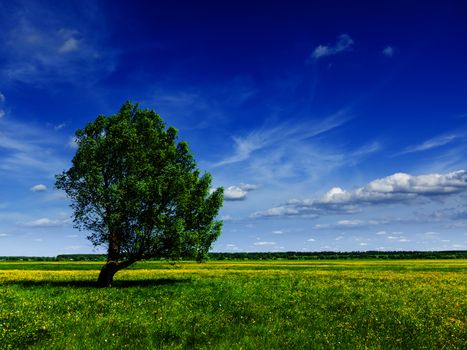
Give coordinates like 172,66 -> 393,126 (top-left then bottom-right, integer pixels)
56,102 -> 223,287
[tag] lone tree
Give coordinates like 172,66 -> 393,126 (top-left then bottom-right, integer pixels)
56,102 -> 224,287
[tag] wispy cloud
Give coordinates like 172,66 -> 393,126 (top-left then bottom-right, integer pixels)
310,34 -> 354,60
54,123 -> 66,131
58,29 -> 80,54
314,219 -> 387,229
253,241 -> 276,246
22,217 -> 71,228
253,170 -> 467,218
0,116 -> 68,177
0,2 -> 115,86
382,46 -> 395,57
63,245 -> 84,251
215,110 -> 350,167
0,92 -> 5,119
396,133 -> 464,156
252,206 -> 304,218
150,78 -> 257,131
68,136 -> 79,149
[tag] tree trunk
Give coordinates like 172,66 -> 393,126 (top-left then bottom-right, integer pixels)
97,261 -> 119,287
97,228 -> 121,287
96,259 -> 137,287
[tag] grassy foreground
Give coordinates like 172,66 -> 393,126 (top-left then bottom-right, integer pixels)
0,260 -> 465,349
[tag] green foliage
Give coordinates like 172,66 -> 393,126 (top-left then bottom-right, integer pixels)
0,260 -> 466,349
55,102 -> 223,269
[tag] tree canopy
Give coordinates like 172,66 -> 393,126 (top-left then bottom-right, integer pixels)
55,102 -> 223,286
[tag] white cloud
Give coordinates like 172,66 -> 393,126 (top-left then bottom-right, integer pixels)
338,219 -> 385,227
253,170 -> 467,218
54,123 -> 66,131
224,186 -> 248,200
375,231 -> 387,235
238,183 -> 259,191
320,187 -> 349,203
319,170 -> 467,205
58,37 -> 79,53
0,233 -> 9,237
23,217 -> 70,227
424,231 -> 439,235
364,171 -> 467,195
26,218 -> 56,227
314,219 -> 386,230
382,46 -> 395,57
311,34 -> 354,60
31,184 -> 47,192
0,91 -> 5,118
252,206 -> 302,218
63,245 -> 83,251
68,136 -> 79,149
272,230 -> 284,234
253,241 -> 276,246
224,183 -> 259,201
312,46 -> 330,59
307,238 -> 316,242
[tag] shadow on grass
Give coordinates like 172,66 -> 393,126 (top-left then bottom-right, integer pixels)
3,278 -> 191,288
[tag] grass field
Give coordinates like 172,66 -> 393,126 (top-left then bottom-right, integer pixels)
0,260 -> 465,349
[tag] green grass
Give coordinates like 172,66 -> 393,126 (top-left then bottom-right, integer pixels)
0,260 -> 465,349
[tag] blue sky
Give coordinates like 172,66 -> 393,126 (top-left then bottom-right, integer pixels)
0,0 -> 466,256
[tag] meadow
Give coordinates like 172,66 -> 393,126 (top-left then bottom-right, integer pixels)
0,260 -> 465,349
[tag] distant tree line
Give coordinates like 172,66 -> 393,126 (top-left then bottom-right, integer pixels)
0,254 -> 107,262
207,251 -> 467,260
1,251 -> 466,262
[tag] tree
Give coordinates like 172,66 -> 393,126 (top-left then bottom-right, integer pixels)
56,102 -> 224,287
